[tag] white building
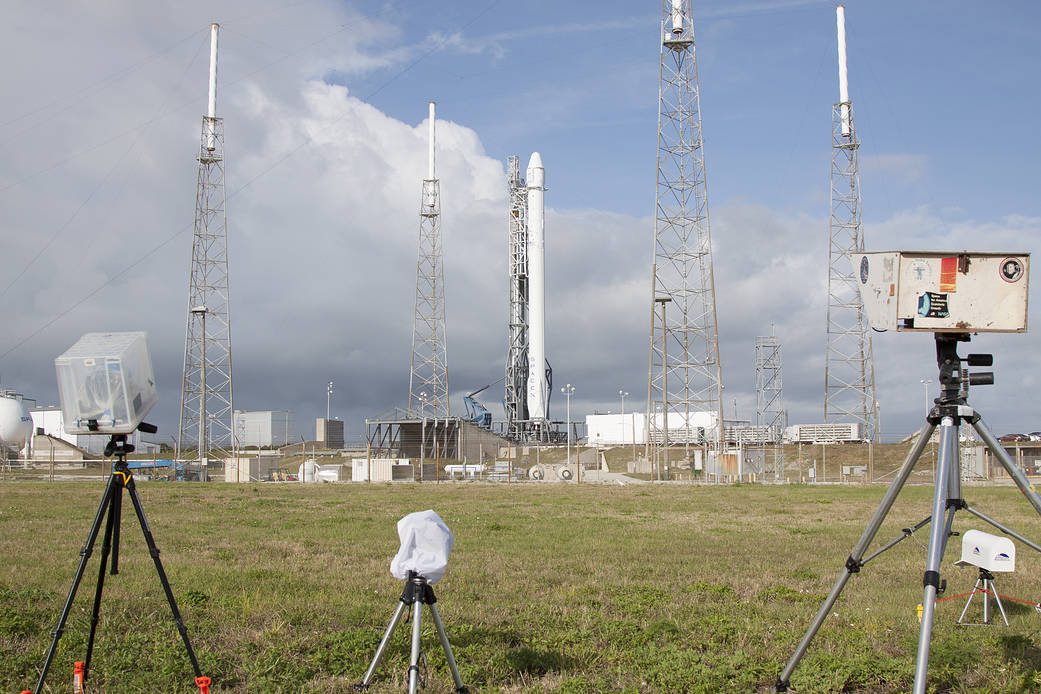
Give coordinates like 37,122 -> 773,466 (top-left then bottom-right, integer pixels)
234,410 -> 293,448
585,411 -> 720,446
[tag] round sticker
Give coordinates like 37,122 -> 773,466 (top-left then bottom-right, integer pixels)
999,257 -> 1024,283
859,256 -> 869,284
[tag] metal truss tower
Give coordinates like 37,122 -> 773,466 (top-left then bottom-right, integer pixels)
178,24 -> 234,479
647,0 -> 724,469
408,102 -> 449,418
755,332 -> 787,479
824,6 -> 876,441
504,155 -> 529,438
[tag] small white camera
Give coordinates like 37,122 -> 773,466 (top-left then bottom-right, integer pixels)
55,332 -> 158,435
954,529 -> 1015,573
852,251 -> 1029,333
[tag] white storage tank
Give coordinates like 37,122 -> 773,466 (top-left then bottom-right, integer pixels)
0,394 -> 33,456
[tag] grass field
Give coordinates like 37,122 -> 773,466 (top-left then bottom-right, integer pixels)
3,479 -> 1041,693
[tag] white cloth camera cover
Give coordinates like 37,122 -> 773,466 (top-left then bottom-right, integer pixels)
389,510 -> 454,584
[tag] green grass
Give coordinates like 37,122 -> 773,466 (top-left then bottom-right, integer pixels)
3,481 -> 1041,692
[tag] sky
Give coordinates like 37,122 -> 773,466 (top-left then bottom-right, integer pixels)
0,0 -> 1039,447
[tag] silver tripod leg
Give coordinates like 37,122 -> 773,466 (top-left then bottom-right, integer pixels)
408,598 -> 423,694
989,579 -> 1009,626
774,423 -> 934,692
429,602 -> 467,691
958,576 -> 984,624
912,416 -> 957,694
357,600 -> 410,688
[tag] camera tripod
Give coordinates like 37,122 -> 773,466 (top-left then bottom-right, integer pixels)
355,570 -> 468,694
958,566 -> 1010,626
31,425 -> 210,694
775,333 -> 1041,694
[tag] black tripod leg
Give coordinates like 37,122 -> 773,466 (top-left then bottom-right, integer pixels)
774,422 -> 934,692
110,473 -> 122,574
84,483 -> 121,678
124,477 -> 203,678
33,474 -> 119,694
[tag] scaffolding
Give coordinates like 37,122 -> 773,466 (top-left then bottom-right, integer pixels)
755,332 -> 787,479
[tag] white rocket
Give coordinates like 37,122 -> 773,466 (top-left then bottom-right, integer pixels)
525,152 -> 548,421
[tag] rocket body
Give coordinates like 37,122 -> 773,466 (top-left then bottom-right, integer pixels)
525,152 -> 548,421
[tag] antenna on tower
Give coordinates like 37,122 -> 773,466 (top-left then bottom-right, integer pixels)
178,22 -> 236,480
647,0 -> 725,476
408,102 -> 449,417
824,5 -> 876,441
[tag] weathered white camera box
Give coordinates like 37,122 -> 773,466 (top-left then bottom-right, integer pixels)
55,332 -> 158,434
851,251 -> 1029,332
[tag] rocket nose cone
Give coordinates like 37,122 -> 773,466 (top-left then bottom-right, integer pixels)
526,152 -> 545,187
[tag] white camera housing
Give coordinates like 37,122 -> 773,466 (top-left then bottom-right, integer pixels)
954,529 -> 1015,573
55,332 -> 158,435
852,251 -> 1029,333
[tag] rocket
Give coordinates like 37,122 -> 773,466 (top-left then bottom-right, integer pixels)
525,152 -> 548,421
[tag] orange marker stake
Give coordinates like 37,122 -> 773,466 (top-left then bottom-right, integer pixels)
73,661 -> 85,693
195,675 -> 212,693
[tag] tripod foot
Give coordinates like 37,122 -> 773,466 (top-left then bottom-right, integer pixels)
352,683 -> 371,691
774,677 -> 790,692
195,675 -> 212,693
454,687 -> 470,693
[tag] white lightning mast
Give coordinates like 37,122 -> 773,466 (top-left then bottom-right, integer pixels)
824,5 -> 876,441
408,102 -> 449,417
179,23 -> 235,479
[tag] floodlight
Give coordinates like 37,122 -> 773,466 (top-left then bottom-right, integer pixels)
389,509 -> 453,585
55,332 -> 157,435
954,529 -> 1015,573
852,251 -> 1029,332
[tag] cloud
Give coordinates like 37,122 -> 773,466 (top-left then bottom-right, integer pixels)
862,153 -> 928,184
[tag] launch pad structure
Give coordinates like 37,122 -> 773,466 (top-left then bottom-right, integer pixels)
502,153 -> 559,444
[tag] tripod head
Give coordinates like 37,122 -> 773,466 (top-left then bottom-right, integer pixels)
103,422 -> 158,460
933,333 -> 994,409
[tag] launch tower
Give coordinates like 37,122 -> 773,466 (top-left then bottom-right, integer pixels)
178,24 -> 235,479
504,156 -> 529,438
824,6 -> 876,440
408,102 -> 450,418
647,0 -> 724,467
755,331 -> 787,479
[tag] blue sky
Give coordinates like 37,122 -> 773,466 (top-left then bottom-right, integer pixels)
1,0 -> 1038,445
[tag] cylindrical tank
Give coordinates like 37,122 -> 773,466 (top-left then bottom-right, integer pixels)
0,396 -> 33,455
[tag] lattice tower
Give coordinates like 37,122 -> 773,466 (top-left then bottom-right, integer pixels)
504,155 -> 529,437
408,103 -> 449,417
755,332 -> 787,478
824,10 -> 876,441
647,0 -> 724,470
178,26 -> 234,474
178,115 -> 235,464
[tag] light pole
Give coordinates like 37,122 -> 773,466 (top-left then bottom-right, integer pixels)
327,380 -> 334,420
619,389 -> 632,464
561,384 -> 575,467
